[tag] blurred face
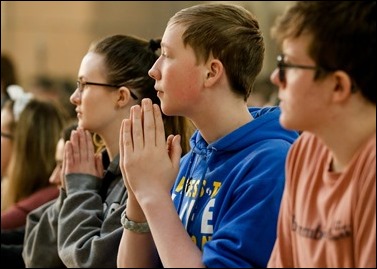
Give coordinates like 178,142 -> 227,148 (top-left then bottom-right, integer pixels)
70,52 -> 120,135
49,138 -> 65,187
270,35 -> 334,132
148,23 -> 205,116
1,106 -> 14,179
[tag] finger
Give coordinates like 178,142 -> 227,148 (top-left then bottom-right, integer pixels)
63,141 -> 73,175
171,135 -> 182,169
122,119 -> 133,160
153,104 -> 166,148
119,119 -> 125,173
70,130 -> 80,163
61,142 -> 68,189
142,98 -> 156,147
78,128 -> 88,161
62,143 -> 66,176
166,134 -> 174,154
120,119 -> 129,164
85,130 -> 95,160
131,105 -> 144,151
119,120 -> 130,188
95,154 -> 103,177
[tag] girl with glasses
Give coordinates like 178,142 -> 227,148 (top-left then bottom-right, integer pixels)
23,34 -> 193,267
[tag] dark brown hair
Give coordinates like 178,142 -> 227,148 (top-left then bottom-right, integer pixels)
271,1 -> 376,104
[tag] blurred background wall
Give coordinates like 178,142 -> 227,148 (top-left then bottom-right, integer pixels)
1,1 -> 294,91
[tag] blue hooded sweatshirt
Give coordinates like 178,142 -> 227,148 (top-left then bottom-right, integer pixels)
171,107 -> 299,268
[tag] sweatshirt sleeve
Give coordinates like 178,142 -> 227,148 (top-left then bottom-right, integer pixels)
22,188 -> 67,268
1,186 -> 59,230
57,173 -> 125,268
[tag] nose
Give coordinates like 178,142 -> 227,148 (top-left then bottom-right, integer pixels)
49,165 -> 62,187
148,59 -> 161,80
270,69 -> 281,87
70,88 -> 80,105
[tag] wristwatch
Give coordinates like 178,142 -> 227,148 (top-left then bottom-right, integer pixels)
121,210 -> 150,233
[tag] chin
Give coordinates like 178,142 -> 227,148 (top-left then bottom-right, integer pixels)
159,102 -> 169,115
160,105 -> 178,117
78,121 -> 86,129
279,115 -> 294,131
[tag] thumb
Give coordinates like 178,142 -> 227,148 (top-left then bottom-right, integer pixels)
170,135 -> 182,170
95,154 -> 103,177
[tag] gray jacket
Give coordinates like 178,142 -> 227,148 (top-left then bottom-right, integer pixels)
22,154 -> 127,268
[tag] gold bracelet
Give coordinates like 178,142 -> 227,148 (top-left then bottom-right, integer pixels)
120,210 -> 150,233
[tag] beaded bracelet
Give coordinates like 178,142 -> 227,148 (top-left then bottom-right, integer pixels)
120,210 -> 150,233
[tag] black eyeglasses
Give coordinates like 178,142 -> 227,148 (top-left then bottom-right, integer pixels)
76,81 -> 138,100
277,54 -> 325,83
1,131 -> 13,140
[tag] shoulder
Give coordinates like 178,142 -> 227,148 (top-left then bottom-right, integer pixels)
289,132 -> 325,157
353,133 -> 376,182
17,186 -> 59,212
359,133 -> 376,159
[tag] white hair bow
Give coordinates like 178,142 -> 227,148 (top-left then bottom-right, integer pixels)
7,85 -> 34,121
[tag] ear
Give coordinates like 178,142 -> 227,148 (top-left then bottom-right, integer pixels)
117,86 -> 133,108
332,71 -> 353,102
204,59 -> 223,88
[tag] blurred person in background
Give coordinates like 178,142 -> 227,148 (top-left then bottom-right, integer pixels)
1,120 -> 78,268
1,53 -> 19,109
1,87 -> 66,230
1,85 -> 32,182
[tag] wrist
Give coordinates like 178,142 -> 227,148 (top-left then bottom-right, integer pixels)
120,210 -> 150,233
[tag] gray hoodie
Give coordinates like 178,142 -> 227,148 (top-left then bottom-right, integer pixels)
22,154 -> 127,268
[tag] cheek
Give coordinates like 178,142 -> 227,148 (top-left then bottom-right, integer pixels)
80,94 -> 103,128
170,65 -> 201,100
280,85 -> 326,130
84,100 -> 116,134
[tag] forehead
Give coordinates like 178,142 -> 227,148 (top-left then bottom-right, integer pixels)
78,52 -> 108,80
282,35 -> 313,61
162,23 -> 186,49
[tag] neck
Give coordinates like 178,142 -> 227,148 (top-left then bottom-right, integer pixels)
95,121 -> 122,162
191,98 -> 252,144
318,103 -> 376,172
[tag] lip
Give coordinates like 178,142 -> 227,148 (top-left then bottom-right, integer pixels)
155,87 -> 164,95
156,91 -> 163,98
75,109 -> 82,118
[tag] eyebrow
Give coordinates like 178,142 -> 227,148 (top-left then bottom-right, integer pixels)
160,42 -> 171,49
